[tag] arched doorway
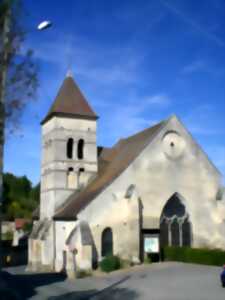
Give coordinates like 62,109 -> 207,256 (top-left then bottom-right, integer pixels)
101,228 -> 113,257
160,193 -> 192,247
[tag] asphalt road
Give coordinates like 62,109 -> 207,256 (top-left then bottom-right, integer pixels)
2,262 -> 225,300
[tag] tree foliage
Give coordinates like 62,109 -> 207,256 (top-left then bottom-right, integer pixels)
0,0 -> 39,134
2,172 -> 39,219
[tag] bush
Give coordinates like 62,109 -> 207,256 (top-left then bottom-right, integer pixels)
22,222 -> 33,233
2,231 -> 13,240
77,270 -> 92,278
100,255 -> 121,273
120,259 -> 133,268
164,246 -> 225,266
144,255 -> 152,264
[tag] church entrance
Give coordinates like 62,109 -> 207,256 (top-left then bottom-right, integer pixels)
160,193 -> 192,248
141,229 -> 160,262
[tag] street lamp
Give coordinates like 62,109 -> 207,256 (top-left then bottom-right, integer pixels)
37,20 -> 52,31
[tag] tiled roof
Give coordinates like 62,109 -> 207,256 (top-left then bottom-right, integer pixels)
54,120 -> 166,220
41,74 -> 98,124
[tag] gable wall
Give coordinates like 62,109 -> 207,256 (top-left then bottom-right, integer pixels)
78,116 -> 224,250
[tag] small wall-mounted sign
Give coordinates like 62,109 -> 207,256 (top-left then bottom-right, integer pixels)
144,236 -> 159,253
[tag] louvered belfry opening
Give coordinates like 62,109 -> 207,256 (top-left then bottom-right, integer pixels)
67,138 -> 74,159
77,139 -> 84,160
160,193 -> 192,248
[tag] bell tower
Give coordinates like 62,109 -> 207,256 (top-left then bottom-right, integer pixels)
40,72 -> 98,219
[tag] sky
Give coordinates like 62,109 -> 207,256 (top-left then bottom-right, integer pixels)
4,0 -> 225,185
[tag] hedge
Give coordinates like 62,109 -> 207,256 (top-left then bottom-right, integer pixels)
164,246 -> 225,266
100,255 -> 121,273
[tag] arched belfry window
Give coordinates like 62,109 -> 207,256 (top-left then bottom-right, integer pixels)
101,228 -> 113,257
67,138 -> 74,159
77,139 -> 84,160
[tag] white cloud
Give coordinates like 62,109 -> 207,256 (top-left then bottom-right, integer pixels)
182,60 -> 206,74
145,94 -> 170,106
30,34 -> 144,87
159,0 -> 225,48
100,92 -> 170,143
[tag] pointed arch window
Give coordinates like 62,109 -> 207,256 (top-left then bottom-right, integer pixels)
67,138 -> 74,159
77,139 -> 84,160
160,219 -> 169,247
171,219 -> 180,246
160,193 -> 192,248
182,218 -> 191,247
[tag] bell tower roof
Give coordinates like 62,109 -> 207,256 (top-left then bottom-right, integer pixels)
41,73 -> 98,124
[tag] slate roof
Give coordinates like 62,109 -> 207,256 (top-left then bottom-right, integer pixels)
41,74 -> 98,124
54,120 -> 166,220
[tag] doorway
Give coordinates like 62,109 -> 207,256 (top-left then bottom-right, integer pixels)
141,229 -> 160,262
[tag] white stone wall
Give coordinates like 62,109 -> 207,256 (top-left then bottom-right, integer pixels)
40,116 -> 98,219
54,221 -> 77,272
78,115 -> 225,262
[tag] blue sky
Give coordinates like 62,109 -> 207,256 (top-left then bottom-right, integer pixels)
4,0 -> 225,185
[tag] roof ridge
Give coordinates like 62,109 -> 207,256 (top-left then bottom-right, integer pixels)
122,120 -> 166,142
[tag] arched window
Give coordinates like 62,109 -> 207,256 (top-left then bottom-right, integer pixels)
160,219 -> 169,247
182,218 -> 191,246
77,139 -> 84,160
78,168 -> 85,188
171,219 -> 180,246
101,228 -> 113,257
67,167 -> 76,189
160,193 -> 192,248
67,138 -> 74,159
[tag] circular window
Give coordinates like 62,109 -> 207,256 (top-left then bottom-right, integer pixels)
162,131 -> 185,159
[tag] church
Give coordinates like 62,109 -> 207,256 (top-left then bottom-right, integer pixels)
28,73 -> 225,276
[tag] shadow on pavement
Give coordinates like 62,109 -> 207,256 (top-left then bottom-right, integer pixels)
0,270 -> 67,299
0,271 -> 138,300
48,275 -> 139,300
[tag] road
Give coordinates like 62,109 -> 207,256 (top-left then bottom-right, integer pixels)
2,262 -> 224,300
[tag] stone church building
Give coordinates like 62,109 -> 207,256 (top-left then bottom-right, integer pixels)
28,73 -> 225,275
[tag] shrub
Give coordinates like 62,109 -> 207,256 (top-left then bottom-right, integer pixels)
77,270 -> 92,278
2,231 -> 13,240
100,255 -> 121,273
164,246 -> 225,266
144,255 -> 152,264
22,222 -> 33,233
120,259 -> 131,269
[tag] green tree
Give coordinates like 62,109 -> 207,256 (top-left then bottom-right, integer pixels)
0,0 -> 38,208
2,172 -> 40,220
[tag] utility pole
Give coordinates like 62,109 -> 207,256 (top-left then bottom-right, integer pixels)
0,2 -> 11,271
